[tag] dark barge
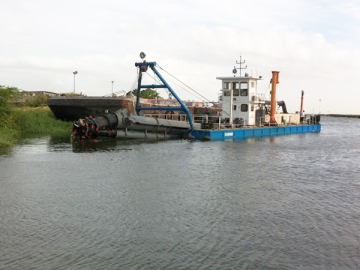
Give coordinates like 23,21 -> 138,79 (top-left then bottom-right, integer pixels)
48,96 -> 136,121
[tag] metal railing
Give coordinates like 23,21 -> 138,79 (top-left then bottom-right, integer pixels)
141,113 -> 322,129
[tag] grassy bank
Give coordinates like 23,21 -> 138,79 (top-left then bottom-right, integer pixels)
0,107 -> 72,147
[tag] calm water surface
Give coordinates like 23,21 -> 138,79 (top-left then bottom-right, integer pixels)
1,116 -> 359,269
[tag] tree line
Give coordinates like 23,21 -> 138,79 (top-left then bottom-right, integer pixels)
127,88 -> 162,99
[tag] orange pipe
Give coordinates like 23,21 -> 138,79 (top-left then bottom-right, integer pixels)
270,71 -> 279,124
300,90 -> 304,114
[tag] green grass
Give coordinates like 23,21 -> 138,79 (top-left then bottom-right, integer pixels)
0,128 -> 18,147
0,107 -> 72,147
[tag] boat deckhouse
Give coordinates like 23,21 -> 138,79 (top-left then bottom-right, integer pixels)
217,73 -> 265,126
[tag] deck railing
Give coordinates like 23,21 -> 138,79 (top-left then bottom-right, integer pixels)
142,113 -> 320,129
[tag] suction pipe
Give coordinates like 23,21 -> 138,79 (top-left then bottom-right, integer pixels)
270,71 -> 280,124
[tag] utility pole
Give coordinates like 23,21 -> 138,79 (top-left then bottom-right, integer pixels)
73,71 -> 78,93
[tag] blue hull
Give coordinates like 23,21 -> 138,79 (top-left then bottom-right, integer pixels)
189,124 -> 321,141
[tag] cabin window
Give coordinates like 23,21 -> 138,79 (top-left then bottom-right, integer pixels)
241,104 -> 248,112
251,82 -> 255,88
251,105 -> 254,111
240,82 -> 248,96
223,82 -> 230,96
232,82 -> 239,96
233,105 -> 237,111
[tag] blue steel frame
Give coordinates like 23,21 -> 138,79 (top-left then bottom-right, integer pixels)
134,61 -> 194,129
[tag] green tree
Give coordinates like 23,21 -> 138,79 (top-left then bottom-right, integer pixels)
0,86 -> 18,117
127,88 -> 161,99
25,94 -> 49,107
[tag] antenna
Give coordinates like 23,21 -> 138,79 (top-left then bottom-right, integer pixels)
232,55 -> 247,77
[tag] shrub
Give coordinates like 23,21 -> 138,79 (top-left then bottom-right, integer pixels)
12,108 -> 72,134
0,85 -> 18,118
0,86 -> 72,147
0,128 -> 18,147
23,94 -> 49,107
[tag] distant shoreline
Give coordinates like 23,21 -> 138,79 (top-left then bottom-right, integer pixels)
326,114 -> 360,118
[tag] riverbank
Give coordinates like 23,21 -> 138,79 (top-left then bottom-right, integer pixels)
0,107 -> 72,147
328,114 -> 360,118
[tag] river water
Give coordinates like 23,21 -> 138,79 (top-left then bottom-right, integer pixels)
0,116 -> 359,269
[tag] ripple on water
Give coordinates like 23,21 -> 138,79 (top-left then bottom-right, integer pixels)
1,117 -> 360,269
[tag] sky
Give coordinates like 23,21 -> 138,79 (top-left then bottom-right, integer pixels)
1,0 -> 360,114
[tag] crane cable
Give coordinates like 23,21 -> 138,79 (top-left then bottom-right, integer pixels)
157,64 -> 230,115
136,64 -> 230,116
143,68 -> 196,100
157,64 -> 217,105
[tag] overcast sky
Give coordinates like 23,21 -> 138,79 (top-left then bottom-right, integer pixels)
1,0 -> 359,114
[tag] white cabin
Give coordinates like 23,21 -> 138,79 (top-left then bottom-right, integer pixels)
217,74 -> 265,126
217,74 -> 300,126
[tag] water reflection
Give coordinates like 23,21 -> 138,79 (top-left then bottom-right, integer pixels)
0,134 -> 185,156
0,146 -> 12,157
71,137 -> 178,153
